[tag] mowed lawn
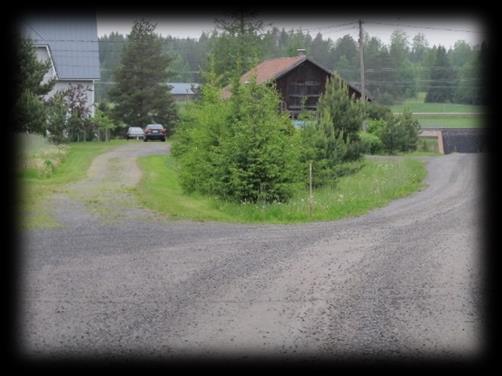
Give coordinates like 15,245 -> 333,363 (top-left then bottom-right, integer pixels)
135,154 -> 427,224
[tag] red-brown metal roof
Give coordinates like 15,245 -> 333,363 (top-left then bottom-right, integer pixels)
241,55 -> 306,84
220,55 -> 369,101
221,56 -> 307,99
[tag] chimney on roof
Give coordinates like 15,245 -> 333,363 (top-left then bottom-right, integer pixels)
297,48 -> 306,56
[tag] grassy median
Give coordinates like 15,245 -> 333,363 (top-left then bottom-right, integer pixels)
136,154 -> 427,224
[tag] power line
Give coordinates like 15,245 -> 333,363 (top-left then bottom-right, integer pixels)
299,21 -> 358,33
366,21 -> 482,33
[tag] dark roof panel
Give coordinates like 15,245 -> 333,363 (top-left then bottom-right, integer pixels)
22,15 -> 100,80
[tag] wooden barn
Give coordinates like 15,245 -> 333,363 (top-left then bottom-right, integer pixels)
221,52 -> 369,118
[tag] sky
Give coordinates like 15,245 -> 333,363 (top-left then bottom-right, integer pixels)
97,14 -> 484,49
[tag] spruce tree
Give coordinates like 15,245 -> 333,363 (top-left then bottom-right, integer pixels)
425,46 -> 456,103
14,35 -> 55,133
109,19 -> 178,133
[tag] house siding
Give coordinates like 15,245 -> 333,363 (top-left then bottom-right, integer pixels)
48,81 -> 96,115
35,46 -> 57,85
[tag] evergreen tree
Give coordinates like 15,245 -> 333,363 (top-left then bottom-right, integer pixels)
425,46 -> 456,103
172,72 -> 299,203
299,73 -> 365,187
332,35 -> 359,82
455,46 -> 482,104
109,19 -> 178,133
14,35 -> 55,133
316,74 -> 365,155
96,32 -> 127,101
411,33 -> 429,63
448,40 -> 473,68
210,12 -> 264,86
389,30 -> 416,100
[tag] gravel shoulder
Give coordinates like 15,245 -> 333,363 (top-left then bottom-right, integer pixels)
19,143 -> 484,360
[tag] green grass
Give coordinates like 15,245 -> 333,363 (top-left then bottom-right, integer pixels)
390,93 -> 485,114
415,114 -> 485,128
19,137 -> 128,229
135,154 -> 427,224
388,92 -> 486,129
412,138 -> 442,156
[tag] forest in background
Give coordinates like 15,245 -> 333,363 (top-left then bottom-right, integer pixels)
96,23 -> 484,106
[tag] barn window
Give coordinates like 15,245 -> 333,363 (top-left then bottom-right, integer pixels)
288,82 -> 305,95
287,81 -> 321,110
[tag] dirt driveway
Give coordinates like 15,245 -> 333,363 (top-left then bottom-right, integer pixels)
19,143 -> 484,360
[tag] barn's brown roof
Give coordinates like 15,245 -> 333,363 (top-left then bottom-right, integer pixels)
241,55 -> 306,84
221,55 -> 308,99
220,55 -> 369,101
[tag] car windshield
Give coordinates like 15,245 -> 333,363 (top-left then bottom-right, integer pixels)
146,124 -> 163,129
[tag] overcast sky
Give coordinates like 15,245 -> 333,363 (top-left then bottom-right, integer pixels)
97,14 -> 484,49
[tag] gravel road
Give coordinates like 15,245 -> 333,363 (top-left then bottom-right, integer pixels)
19,142 -> 484,360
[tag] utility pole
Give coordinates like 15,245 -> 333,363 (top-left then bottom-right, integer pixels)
358,19 -> 365,102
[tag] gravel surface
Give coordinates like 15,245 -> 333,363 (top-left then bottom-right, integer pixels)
19,142 -> 484,360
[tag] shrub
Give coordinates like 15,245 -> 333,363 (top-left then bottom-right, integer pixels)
367,111 -> 420,154
396,111 -> 421,152
364,102 -> 393,122
172,77 -> 300,203
46,92 -> 69,144
298,74 -> 365,188
359,131 -> 383,154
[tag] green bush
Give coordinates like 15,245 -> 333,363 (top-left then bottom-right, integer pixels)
46,92 -> 69,144
172,77 -> 299,203
365,101 -> 393,121
366,111 -> 420,154
396,111 -> 421,152
297,74 -> 365,188
359,131 -> 384,154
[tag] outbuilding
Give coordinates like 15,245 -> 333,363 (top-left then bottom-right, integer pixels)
221,52 -> 369,118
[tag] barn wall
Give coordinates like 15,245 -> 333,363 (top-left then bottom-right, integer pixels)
275,60 -> 331,117
273,60 -> 364,117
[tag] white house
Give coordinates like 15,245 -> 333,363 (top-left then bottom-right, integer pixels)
22,14 -> 100,114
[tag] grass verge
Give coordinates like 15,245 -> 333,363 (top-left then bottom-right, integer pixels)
19,139 -> 128,229
135,154 -> 427,224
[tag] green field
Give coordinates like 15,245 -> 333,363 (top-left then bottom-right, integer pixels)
135,154 -> 427,224
389,92 -> 485,128
18,135 -> 128,228
390,102 -> 484,114
415,114 -> 485,128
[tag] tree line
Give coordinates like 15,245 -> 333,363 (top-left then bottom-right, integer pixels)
97,19 -> 485,105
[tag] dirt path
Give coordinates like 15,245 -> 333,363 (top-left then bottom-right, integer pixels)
19,144 -> 484,360
48,142 -> 170,227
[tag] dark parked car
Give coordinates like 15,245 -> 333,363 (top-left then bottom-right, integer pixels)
144,124 -> 166,142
